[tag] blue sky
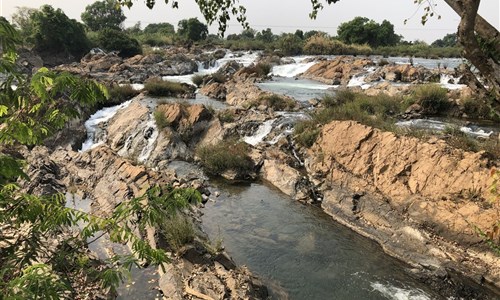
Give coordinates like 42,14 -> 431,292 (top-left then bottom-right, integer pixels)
1,0 -> 498,43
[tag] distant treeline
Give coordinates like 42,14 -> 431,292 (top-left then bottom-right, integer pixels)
9,2 -> 460,59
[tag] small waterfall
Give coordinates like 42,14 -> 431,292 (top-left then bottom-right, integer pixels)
164,51 -> 260,85
137,119 -> 159,163
271,58 -> 316,78
80,100 -> 132,152
459,126 -> 493,138
243,119 -> 276,146
439,74 -> 465,90
347,67 -> 377,89
370,282 -> 431,300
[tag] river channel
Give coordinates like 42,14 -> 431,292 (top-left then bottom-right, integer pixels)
202,180 -> 440,300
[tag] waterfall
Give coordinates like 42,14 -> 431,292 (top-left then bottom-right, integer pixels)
271,57 -> 316,78
137,118 -> 159,163
243,119 -> 276,146
80,100 -> 133,152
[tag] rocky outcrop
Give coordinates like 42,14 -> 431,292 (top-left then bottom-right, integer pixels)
305,120 -> 500,292
373,64 -> 441,83
45,144 -> 268,299
301,56 -> 373,85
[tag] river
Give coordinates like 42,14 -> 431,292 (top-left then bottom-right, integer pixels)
202,181 -> 439,300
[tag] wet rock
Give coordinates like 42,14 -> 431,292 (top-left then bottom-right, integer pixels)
214,252 -> 236,270
300,56 -> 374,85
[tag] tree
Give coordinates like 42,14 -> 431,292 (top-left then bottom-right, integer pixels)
96,28 -> 142,57
432,33 -> 458,47
278,33 -> 303,55
0,19 -> 200,297
81,0 -> 126,32
30,5 -> 90,60
143,22 -> 175,35
177,18 -> 208,42
10,7 -> 37,46
337,17 -> 399,47
256,28 -> 275,43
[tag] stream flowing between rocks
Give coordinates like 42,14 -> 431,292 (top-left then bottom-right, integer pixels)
201,181 -> 441,300
74,52 -> 499,299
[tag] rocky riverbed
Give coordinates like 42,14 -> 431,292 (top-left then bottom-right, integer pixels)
17,46 -> 500,299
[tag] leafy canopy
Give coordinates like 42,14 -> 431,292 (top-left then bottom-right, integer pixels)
81,0 -> 127,32
0,18 -> 200,298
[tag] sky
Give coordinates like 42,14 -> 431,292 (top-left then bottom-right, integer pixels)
1,0 -> 498,43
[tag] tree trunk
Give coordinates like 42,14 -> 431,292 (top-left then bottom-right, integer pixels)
443,0 -> 500,54
448,0 -> 500,102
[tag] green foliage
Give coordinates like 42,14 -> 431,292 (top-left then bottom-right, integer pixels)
278,33 -> 303,55
144,22 -> 175,35
192,74 -> 205,87
337,17 -> 400,48
196,140 -> 254,176
411,84 -> 450,115
81,0 -> 126,32
0,19 -> 201,298
144,78 -> 194,97
107,84 -> 140,106
257,94 -> 296,111
432,33 -> 457,48
154,109 -> 169,130
96,28 -> 142,58
11,7 -> 37,46
303,33 -> 335,55
31,5 -> 91,59
294,91 -> 403,148
217,110 -> 236,123
178,18 -> 208,42
161,214 -> 196,251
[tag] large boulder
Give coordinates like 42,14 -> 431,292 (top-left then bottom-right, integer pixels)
300,56 -> 374,85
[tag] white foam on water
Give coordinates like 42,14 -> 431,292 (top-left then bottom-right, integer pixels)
271,60 -> 317,78
243,119 -> 275,146
137,118 -> 159,163
118,83 -> 144,91
440,74 -> 466,90
459,126 -> 493,138
371,282 -> 431,300
164,51 -> 260,85
395,119 -> 448,131
80,100 -> 132,152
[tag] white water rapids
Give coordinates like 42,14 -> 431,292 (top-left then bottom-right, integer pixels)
80,100 -> 132,152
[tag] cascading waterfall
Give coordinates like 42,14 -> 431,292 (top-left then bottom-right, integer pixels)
271,57 -> 316,78
137,118 -> 159,163
243,119 -> 276,146
80,100 -> 132,152
163,51 -> 260,85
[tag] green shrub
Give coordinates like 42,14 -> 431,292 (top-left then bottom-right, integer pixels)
303,34 -> 335,55
411,84 -> 450,115
196,140 -> 253,176
107,84 -> 140,105
161,214 -> 195,251
322,90 -> 356,108
154,109 -> 169,130
294,91 -> 403,148
217,110 -> 236,123
191,74 -> 204,87
210,72 -> 227,84
96,28 -> 142,58
294,119 -> 320,148
144,78 -> 194,97
259,94 -> 296,111
462,97 -> 493,120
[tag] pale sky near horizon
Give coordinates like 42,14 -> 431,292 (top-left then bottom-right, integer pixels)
0,0 -> 498,43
